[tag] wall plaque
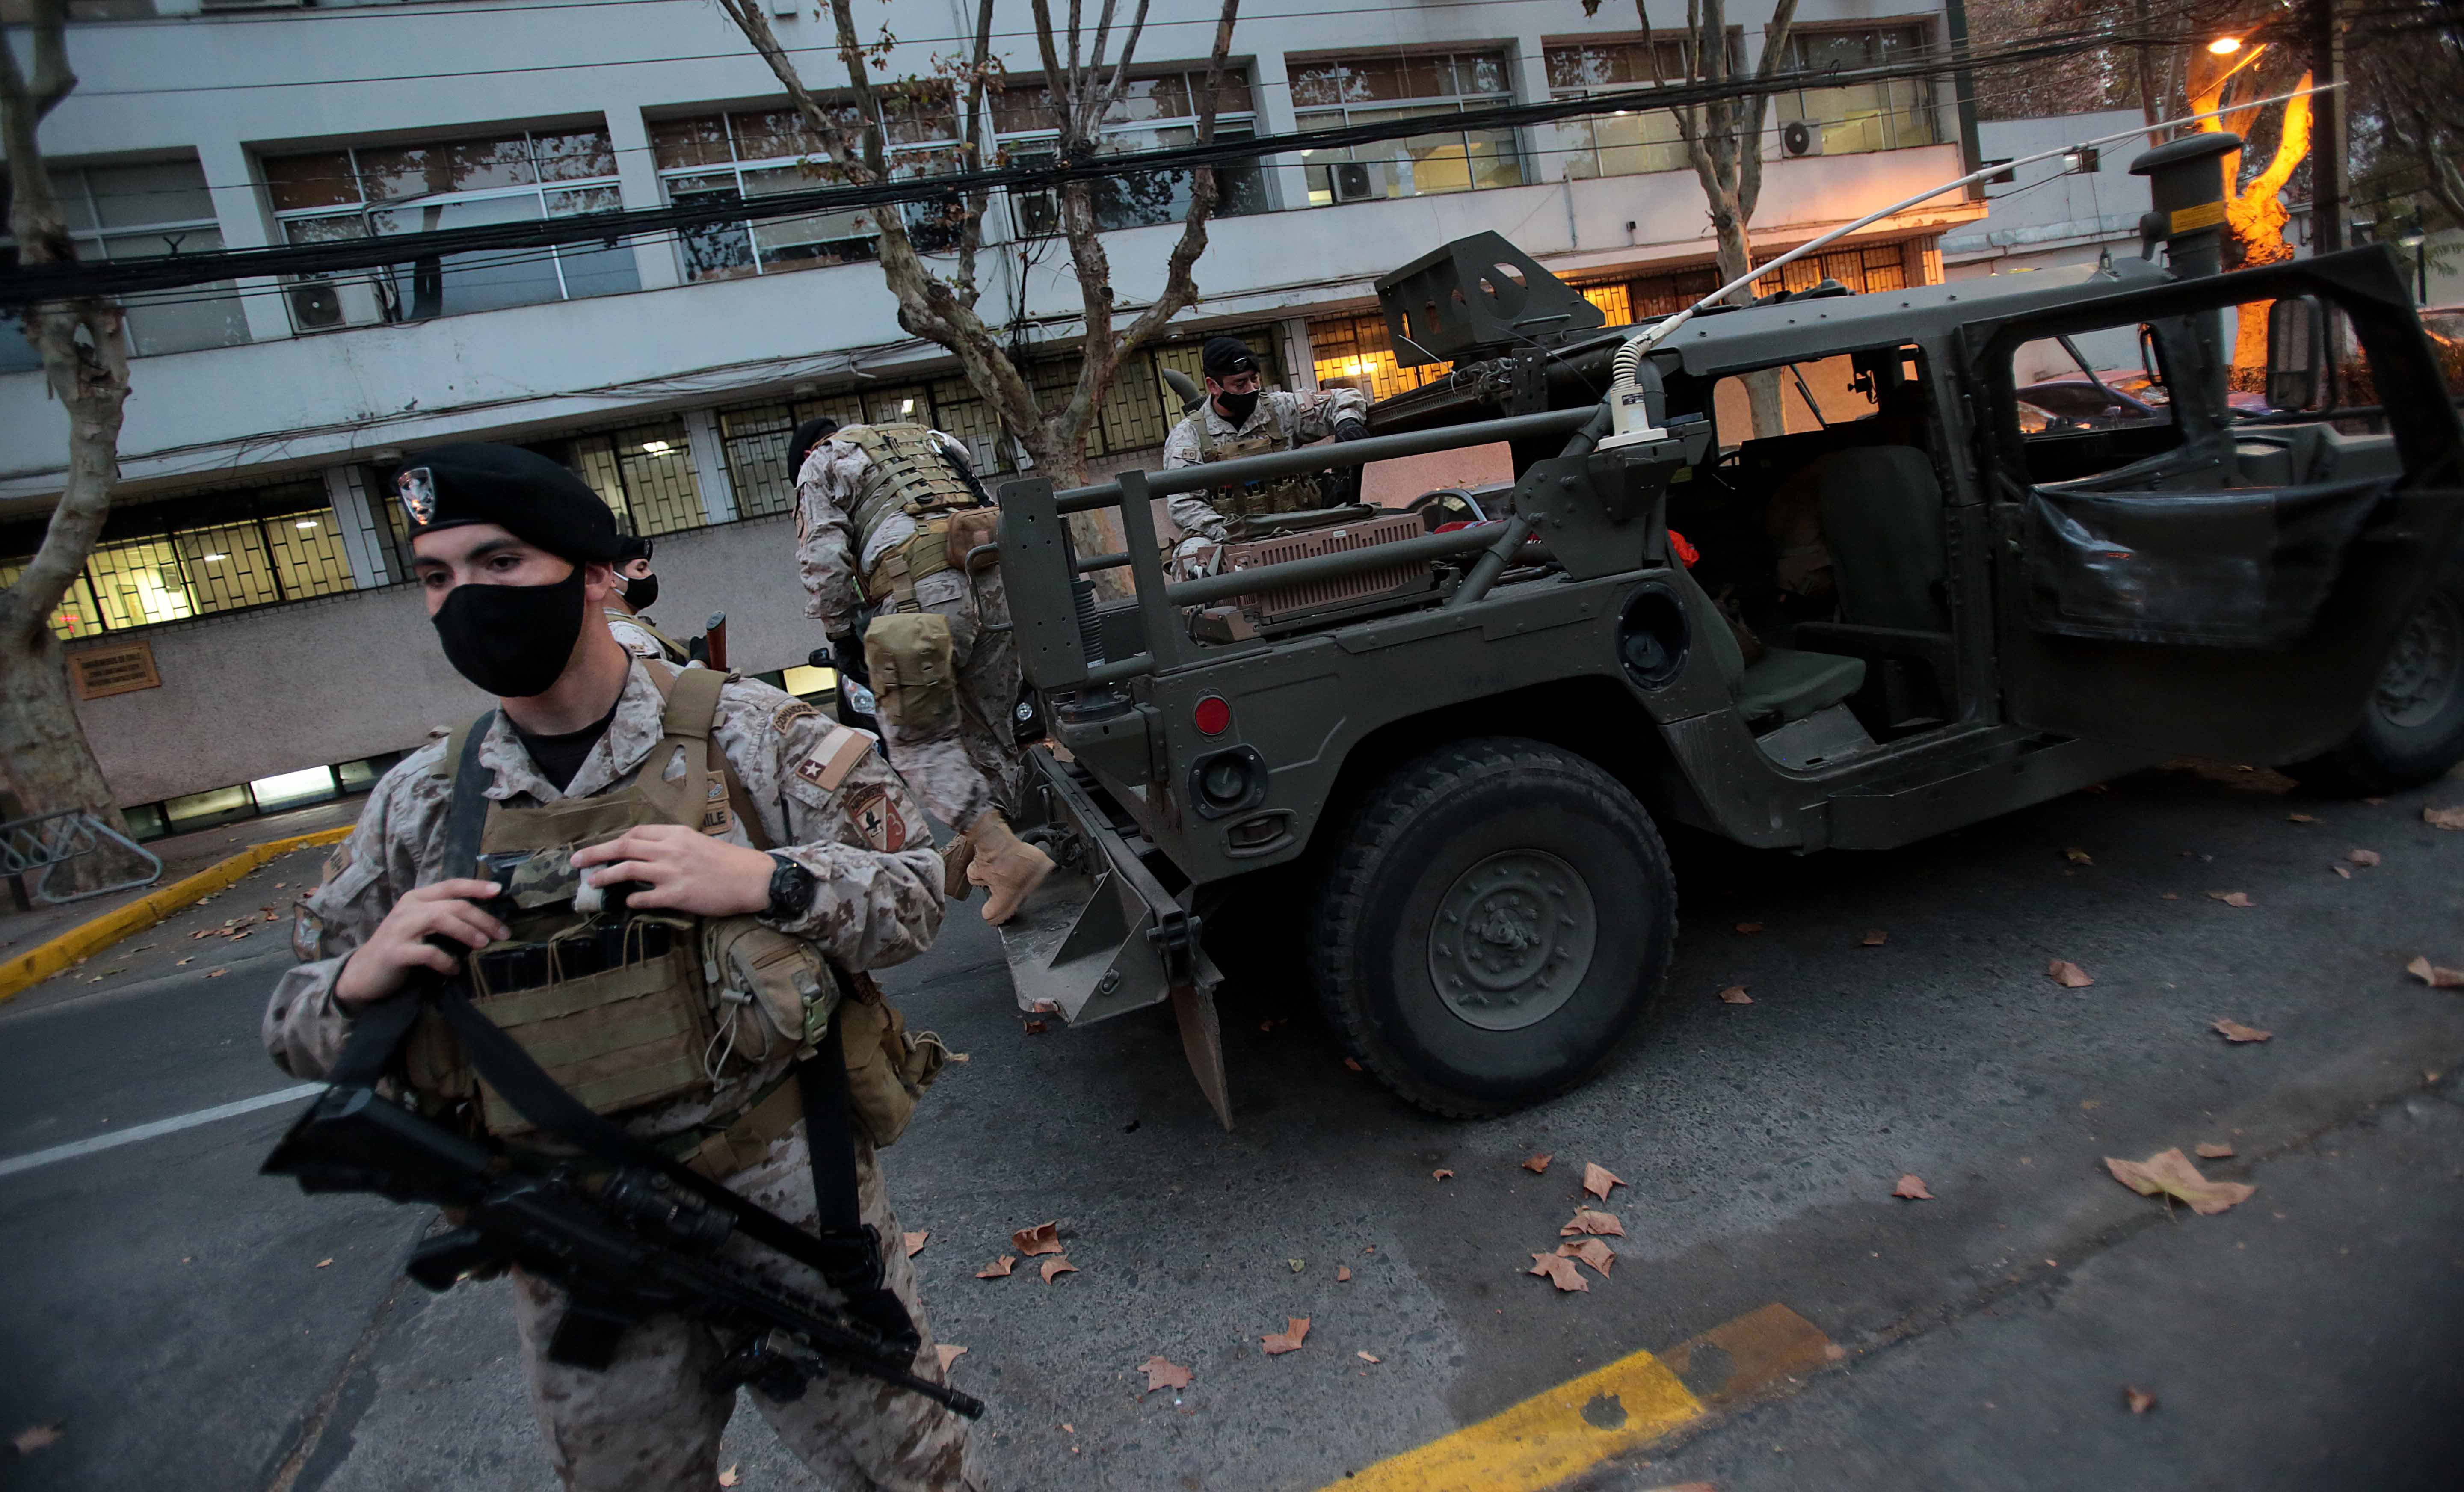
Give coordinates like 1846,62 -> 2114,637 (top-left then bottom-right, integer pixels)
69,641 -> 162,701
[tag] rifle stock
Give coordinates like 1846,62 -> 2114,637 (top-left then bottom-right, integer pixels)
264,1086 -> 983,1419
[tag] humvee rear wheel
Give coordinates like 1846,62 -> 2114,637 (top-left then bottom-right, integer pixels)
2289,573 -> 2464,796
1311,738 -> 1675,1118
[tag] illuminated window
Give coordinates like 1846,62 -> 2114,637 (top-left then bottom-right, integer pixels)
1291,52 -> 1522,207
1772,27 -> 1940,156
1307,311 -> 1451,402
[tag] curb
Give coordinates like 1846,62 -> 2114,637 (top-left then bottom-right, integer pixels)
0,824 -> 354,1005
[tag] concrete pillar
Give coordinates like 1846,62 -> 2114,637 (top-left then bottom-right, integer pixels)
604,102 -> 682,292
1279,318 -> 1319,391
681,408 -> 737,522
1512,30 -> 1564,186
195,137 -> 296,347
1248,50 -> 1311,216
324,464 -> 393,589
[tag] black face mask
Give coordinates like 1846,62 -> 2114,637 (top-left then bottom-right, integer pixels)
620,571 -> 659,613
1215,388 -> 1260,426
432,565 -> 586,699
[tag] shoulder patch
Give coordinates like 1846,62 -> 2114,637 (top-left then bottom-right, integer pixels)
772,701 -> 821,736
794,725 -> 874,792
842,784 -> 907,852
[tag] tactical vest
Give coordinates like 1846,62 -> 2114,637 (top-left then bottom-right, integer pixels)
839,423 -> 986,608
606,607 -> 691,665
1194,409 -> 1325,519
400,665 -> 945,1175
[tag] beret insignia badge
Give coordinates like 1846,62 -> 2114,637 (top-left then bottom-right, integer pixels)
396,466 -> 438,527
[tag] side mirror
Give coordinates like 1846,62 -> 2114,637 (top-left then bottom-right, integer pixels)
2265,296 -> 2328,411
806,646 -> 834,670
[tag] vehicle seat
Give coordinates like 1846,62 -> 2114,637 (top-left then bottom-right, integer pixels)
1816,446 -> 1949,632
1670,562 -> 1867,725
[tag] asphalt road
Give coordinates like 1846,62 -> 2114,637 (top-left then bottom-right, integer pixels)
4,764 -> 2462,1491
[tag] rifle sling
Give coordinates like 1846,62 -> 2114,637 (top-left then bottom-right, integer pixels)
325,708 -> 919,1352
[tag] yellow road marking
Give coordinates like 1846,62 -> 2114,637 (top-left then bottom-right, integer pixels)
0,824 -> 352,1004
1325,1303 -> 1835,1492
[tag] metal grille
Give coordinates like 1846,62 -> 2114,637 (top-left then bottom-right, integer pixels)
717,402 -> 799,518
1219,512 -> 1432,625
1308,312 -> 1451,403
560,421 -> 708,538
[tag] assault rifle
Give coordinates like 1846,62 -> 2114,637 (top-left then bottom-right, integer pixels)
263,1083 -> 984,1419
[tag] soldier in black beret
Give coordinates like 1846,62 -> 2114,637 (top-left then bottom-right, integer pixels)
1159,336 -> 1372,573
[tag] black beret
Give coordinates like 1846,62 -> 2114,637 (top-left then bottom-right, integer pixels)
787,417 -> 841,482
1202,337 -> 1258,377
393,443 -> 623,564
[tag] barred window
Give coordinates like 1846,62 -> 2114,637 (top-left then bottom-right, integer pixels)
1307,311 -> 1449,403
530,421 -> 710,539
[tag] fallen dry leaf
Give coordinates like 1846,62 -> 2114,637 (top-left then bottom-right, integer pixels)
2105,1148 -> 2255,1215
2347,848 -> 2381,867
1356,1350 -> 1381,1364
1556,1237 -> 1617,1276
2334,865 -> 2353,879
2425,805 -> 2464,830
1522,1152 -> 1553,1174
2047,959 -> 2095,989
1528,1252 -> 1590,1292
12,1422 -> 63,1456
2213,1018 -> 2272,1043
934,1343 -> 967,1373
1021,1019 -> 1048,1036
264,909 -> 281,923
1717,984 -> 1753,1005
1011,1222 -> 1062,1257
1040,1256 -> 1078,1283
903,1230 -> 929,1258
2207,891 -> 2254,907
718,1465 -> 740,1488
1561,1206 -> 1625,1237
175,957 -> 192,966
1431,1168 -> 1454,1181
1337,1266 -> 1351,1282
2288,812 -> 2318,824
1261,1317 -> 1311,1354
975,1254 -> 1015,1279
314,1258 -> 333,1269
2064,847 -> 2094,865
1140,1355 -> 1192,1392
1892,1173 -> 1934,1201
2125,1386 -> 2157,1415
2196,1142 -> 2236,1159
1735,921 -> 1763,934
1860,929 -> 1888,947
1582,1163 -> 1625,1200
205,969 -> 228,978
2407,956 -> 2464,989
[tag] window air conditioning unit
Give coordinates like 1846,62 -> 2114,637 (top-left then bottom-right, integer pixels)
1332,162 -> 1378,203
1779,120 -> 1824,158
288,280 -> 344,330
287,275 -> 392,333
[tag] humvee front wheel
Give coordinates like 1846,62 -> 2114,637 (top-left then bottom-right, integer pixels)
2289,572 -> 2464,796
1311,739 -> 1675,1118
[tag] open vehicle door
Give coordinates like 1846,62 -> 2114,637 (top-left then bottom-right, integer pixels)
1965,248 -> 2464,764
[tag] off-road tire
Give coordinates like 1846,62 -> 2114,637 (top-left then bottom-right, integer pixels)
1309,737 -> 1676,1118
2289,567 -> 2464,796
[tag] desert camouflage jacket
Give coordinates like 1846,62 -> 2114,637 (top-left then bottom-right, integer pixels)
264,661 -> 940,1132
794,429 -> 976,637
1159,386 -> 1369,542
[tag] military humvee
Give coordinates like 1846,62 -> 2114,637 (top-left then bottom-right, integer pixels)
990,136 -> 2464,1126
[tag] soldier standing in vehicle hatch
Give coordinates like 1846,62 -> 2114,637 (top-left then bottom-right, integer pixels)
792,418 -> 1051,926
267,444 -> 978,1492
1159,336 -> 1372,573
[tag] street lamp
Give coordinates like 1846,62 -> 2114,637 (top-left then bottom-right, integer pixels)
2208,35 -> 2244,54
2394,218 -> 2429,303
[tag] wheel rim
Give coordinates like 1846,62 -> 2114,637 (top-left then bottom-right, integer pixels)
1425,848 -> 1599,1032
2375,590 -> 2464,730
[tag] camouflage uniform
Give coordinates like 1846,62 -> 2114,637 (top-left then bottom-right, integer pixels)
265,660 -> 979,1492
605,607 -> 690,665
794,435 -> 1022,834
1159,386 -> 1369,565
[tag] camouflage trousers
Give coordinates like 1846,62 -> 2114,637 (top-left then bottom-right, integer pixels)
862,566 -> 1025,834
510,1130 -> 980,1492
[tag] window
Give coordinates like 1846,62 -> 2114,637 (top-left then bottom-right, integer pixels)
1545,38 -> 1697,180
650,95 -> 962,283
997,70 -> 1267,237
1573,241 -> 1916,332
0,158 -> 248,373
0,478 -> 354,640
1309,311 -> 1450,402
265,126 -> 638,332
526,422 -> 709,539
1291,51 -> 1523,206
1772,26 -> 1940,156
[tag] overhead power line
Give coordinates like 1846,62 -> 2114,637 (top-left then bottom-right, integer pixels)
0,21 -> 2236,308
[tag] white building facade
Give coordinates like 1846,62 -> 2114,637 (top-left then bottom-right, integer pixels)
3,0 -> 1983,833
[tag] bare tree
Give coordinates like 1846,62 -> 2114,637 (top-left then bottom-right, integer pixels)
1586,0 -> 1800,437
1,0 -> 137,857
714,0 -> 1242,492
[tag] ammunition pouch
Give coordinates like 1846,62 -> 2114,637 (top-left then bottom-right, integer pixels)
861,515 -> 960,608
861,611 -> 958,738
703,915 -> 842,1057
836,972 -> 951,1149
1196,422 -> 1327,518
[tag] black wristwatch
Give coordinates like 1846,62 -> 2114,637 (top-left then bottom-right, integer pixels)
764,852 -> 819,921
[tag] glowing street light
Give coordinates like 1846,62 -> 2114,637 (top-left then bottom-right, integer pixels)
2207,36 -> 2244,54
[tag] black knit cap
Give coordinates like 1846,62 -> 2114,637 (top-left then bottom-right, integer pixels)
392,443 -> 623,563
1201,336 -> 1258,377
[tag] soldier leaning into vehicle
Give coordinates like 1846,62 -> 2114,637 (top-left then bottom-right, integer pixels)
791,417 -> 1051,926
1159,336 -> 1371,573
604,533 -> 692,664
263,444 -> 978,1492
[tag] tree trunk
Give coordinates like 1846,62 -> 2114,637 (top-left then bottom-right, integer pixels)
1711,201 -> 1787,437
